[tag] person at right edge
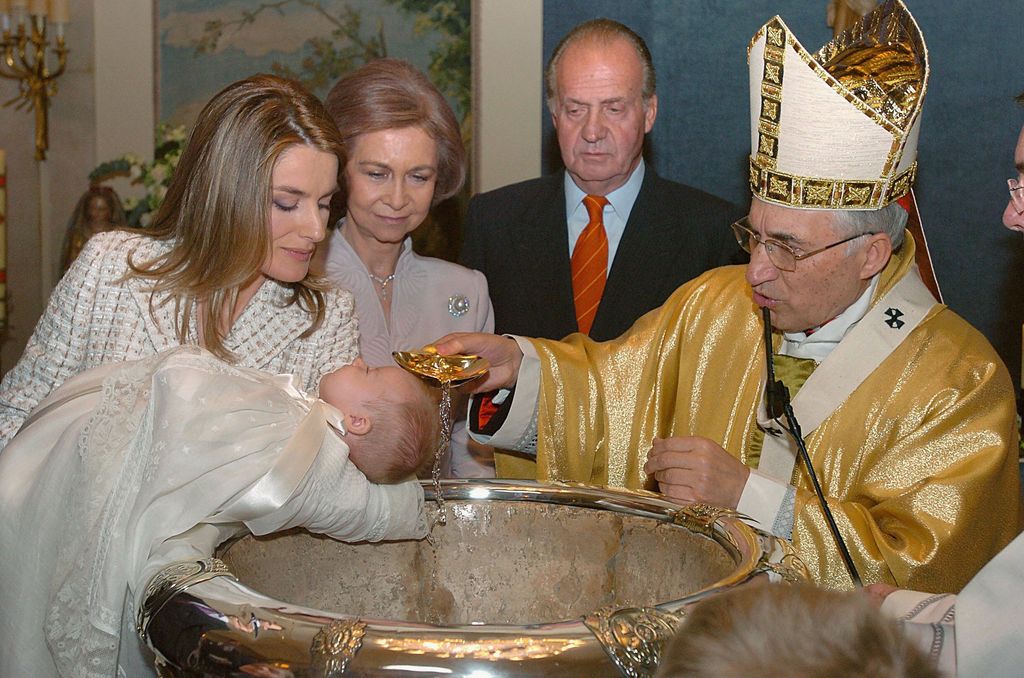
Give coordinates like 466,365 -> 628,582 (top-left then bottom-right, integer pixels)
434,0 -> 1020,594
863,91 -> 1024,678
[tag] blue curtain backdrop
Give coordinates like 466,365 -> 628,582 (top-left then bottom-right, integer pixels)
540,1 -> 1024,392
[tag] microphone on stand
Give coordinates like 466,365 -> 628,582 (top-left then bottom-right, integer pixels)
762,306 -> 788,422
761,307 -> 863,587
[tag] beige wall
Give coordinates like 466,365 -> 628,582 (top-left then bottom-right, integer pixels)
0,0 -> 539,374
473,0 -> 543,193
0,0 -> 105,371
95,0 -> 154,164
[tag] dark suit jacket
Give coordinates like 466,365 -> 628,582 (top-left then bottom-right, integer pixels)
460,169 -> 741,341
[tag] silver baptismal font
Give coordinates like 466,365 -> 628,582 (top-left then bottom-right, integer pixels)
139,480 -> 803,676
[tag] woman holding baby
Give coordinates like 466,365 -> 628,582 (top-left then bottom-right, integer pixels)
0,74 -> 438,677
0,75 -> 358,448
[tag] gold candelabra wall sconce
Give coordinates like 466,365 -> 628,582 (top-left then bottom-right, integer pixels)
0,0 -> 69,161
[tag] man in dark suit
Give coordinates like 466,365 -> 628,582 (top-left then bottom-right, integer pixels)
461,18 -> 739,341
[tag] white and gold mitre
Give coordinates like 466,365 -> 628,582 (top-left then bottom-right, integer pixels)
747,0 -> 928,210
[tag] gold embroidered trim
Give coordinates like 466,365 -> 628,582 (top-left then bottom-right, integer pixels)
754,17 -> 787,174
813,0 -> 929,131
748,1 -> 928,140
748,2 -> 924,210
749,155 -> 916,209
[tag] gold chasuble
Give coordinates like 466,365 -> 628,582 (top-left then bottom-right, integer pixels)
514,239 -> 1019,592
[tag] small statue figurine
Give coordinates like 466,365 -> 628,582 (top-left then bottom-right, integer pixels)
826,0 -> 879,37
61,185 -> 128,273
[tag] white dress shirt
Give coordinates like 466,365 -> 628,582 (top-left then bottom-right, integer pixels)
564,159 -> 646,273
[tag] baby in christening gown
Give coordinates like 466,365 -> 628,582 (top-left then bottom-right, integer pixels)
0,346 -> 439,678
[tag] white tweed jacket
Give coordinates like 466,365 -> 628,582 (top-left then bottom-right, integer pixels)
0,230 -> 359,448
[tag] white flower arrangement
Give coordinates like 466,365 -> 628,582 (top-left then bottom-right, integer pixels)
89,123 -> 188,227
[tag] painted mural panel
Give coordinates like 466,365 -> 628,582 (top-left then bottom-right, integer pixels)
158,1 -> 470,129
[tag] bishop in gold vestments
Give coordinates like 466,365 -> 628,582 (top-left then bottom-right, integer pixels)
440,1 -> 1020,592
504,237 -> 1019,592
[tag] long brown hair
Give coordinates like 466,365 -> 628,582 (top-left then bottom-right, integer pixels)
129,74 -> 345,361
324,58 -> 466,208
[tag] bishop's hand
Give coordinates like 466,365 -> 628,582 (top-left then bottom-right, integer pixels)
644,436 -> 751,509
430,333 -> 523,393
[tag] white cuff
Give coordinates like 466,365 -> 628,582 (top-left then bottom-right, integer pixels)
468,336 -> 540,454
880,589 -> 956,622
880,589 -> 958,674
736,469 -> 791,536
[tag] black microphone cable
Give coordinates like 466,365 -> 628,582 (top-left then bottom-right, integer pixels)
761,307 -> 863,587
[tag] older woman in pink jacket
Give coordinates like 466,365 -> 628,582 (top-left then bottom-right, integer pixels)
322,59 -> 495,477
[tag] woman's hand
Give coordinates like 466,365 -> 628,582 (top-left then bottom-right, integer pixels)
430,333 -> 523,393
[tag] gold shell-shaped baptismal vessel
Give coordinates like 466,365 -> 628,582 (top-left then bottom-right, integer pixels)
393,348 -> 490,387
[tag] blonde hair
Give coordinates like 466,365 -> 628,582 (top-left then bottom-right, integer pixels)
324,58 -> 466,208
348,377 -> 439,483
128,74 -> 345,361
656,583 -> 938,678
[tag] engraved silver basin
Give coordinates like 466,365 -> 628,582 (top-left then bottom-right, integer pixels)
139,480 -> 802,677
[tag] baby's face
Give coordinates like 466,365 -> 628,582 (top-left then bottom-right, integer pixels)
319,357 -> 423,414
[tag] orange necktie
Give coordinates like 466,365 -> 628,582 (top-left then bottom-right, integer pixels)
571,194 -> 609,336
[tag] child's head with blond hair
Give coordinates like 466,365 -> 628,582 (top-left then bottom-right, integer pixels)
655,582 -> 938,678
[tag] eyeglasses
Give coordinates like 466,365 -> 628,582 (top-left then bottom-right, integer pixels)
730,217 -> 876,272
1009,178 -> 1024,215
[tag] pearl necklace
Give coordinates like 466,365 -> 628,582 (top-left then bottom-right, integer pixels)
368,271 -> 396,300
